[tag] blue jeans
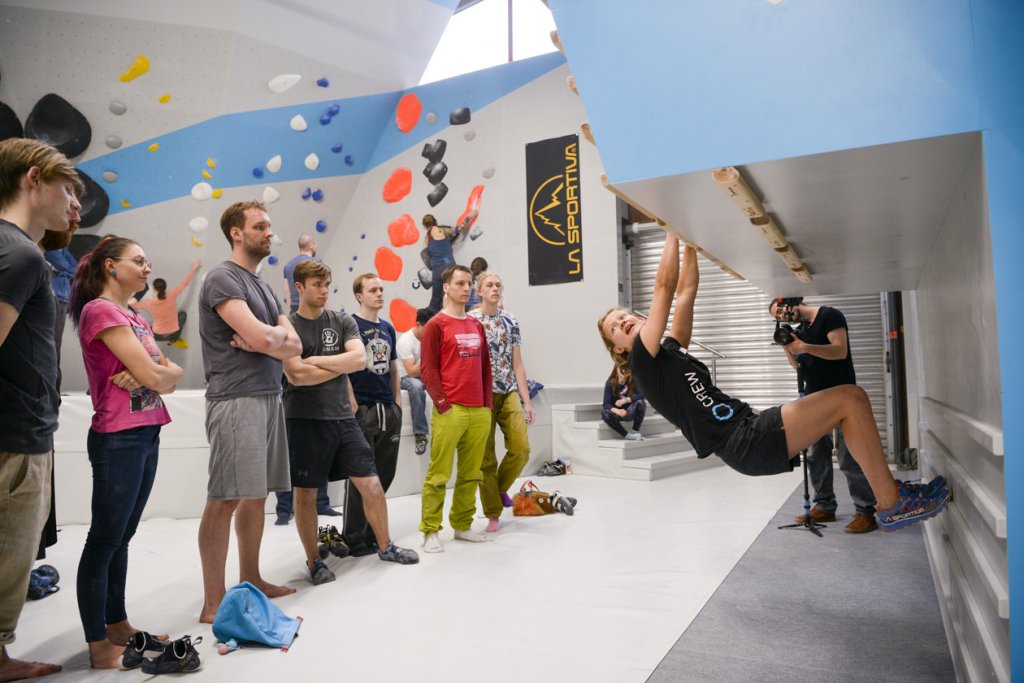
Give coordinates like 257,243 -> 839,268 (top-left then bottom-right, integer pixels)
401,376 -> 429,435
808,425 -> 876,516
77,425 -> 160,642
601,399 -> 646,437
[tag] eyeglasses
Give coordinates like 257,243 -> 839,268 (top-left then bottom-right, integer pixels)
116,256 -> 153,269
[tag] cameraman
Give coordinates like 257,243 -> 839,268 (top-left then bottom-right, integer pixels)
769,298 -> 878,533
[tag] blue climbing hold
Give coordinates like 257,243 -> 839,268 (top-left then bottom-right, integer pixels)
328,104 -> 340,117
317,77 -> 329,87
331,143 -> 343,153
301,187 -> 312,200
312,189 -> 324,202
360,233 -> 366,239
344,155 -> 354,166
348,266 -> 353,272
268,255 -> 279,265
319,114 -> 331,126
252,167 -> 264,178
352,255 -> 357,261
316,220 -> 327,233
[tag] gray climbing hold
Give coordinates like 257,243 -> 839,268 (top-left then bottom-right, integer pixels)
109,101 -> 127,115
105,135 -> 123,149
482,166 -> 495,179
425,112 -> 438,124
450,107 -> 471,125
101,170 -> 119,183
463,129 -> 476,142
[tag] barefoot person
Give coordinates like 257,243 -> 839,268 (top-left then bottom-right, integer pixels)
69,237 -> 184,667
597,232 -> 948,532
197,201 -> 301,622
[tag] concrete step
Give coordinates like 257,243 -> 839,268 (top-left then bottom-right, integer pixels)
621,451 -> 723,480
597,431 -> 692,460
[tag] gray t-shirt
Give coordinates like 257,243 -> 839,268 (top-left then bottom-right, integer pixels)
283,309 -> 360,420
0,220 -> 58,453
199,261 -> 284,400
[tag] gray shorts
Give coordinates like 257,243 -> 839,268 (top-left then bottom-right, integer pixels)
206,394 -> 290,500
716,406 -> 795,477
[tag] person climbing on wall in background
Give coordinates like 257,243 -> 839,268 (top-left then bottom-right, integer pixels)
464,256 -> 488,311
597,232 -> 949,533
602,360 -> 647,441
422,211 -> 477,313
132,259 -> 201,348
282,234 -> 316,314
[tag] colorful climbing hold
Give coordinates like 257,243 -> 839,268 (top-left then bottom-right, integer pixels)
301,187 -> 312,200
327,104 -> 340,117
268,74 -> 301,94
312,189 -> 324,202
315,220 -> 327,233
382,168 -> 412,203
191,236 -> 203,247
360,233 -> 366,239
148,142 -> 160,152
158,94 -> 171,104
120,199 -> 131,208
305,153 -> 320,171
317,77 -> 330,87
252,168 -> 263,178
344,155 -> 354,166
207,157 -> 217,168
118,55 -> 150,82
331,143 -> 343,154
457,185 -> 485,228
266,155 -> 282,173
389,299 -> 417,333
395,93 -> 422,133
374,247 -> 403,281
211,188 -> 223,199
290,115 -> 308,131
268,255 -> 279,265
319,114 -> 331,126
202,170 -> 211,179
387,214 -> 419,248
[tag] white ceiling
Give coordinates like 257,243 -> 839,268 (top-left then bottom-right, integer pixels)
617,132 -> 982,297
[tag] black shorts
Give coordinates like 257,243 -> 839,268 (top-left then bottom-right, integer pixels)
285,417 -> 377,488
715,406 -> 794,476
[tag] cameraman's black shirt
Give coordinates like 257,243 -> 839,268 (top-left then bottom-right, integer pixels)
799,306 -> 856,394
630,336 -> 751,458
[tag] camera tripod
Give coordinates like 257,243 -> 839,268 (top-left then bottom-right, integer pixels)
777,357 -> 826,537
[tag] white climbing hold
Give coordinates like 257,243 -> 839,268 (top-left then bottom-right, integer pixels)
463,129 -> 476,142
270,234 -> 283,246
482,166 -> 495,179
191,182 -> 213,201
105,135 -> 123,149
266,155 -> 282,173
262,186 -> 281,204
102,171 -> 119,183
109,101 -> 127,115
268,74 -> 301,94
304,153 -> 320,170
425,112 -> 438,124
290,115 -> 307,132
188,217 -> 209,233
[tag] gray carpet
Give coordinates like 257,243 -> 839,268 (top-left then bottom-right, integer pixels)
649,470 -> 955,683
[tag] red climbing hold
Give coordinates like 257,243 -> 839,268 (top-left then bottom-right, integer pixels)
382,168 -> 412,203
387,214 -> 420,248
390,299 -> 418,333
395,93 -> 422,133
457,184 -> 485,229
375,247 -> 403,281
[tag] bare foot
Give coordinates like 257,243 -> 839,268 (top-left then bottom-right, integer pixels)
248,579 -> 296,598
0,650 -> 61,683
198,608 -> 218,625
87,640 -> 124,669
106,621 -> 168,646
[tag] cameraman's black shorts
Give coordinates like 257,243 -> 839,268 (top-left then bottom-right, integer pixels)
715,406 -> 795,476
286,417 -> 377,488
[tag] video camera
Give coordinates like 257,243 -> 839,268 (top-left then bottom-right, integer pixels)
771,297 -> 804,346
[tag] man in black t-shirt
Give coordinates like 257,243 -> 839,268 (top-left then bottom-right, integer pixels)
770,299 -> 877,533
283,262 -> 416,584
0,138 -> 82,682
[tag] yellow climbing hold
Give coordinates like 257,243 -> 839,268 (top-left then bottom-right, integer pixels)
201,170 -> 211,179
191,236 -> 203,247
206,158 -> 217,169
118,55 -> 150,82
148,142 -> 160,152
158,94 -> 171,104
121,199 -> 132,208
211,188 -> 223,198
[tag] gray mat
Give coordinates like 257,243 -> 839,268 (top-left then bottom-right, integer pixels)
649,470 -> 955,683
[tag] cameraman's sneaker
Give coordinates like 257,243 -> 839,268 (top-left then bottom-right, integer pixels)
317,525 -> 349,559
378,542 -> 419,564
140,635 -> 202,674
877,477 -> 949,532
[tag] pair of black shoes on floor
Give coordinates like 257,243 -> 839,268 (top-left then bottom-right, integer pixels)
122,631 -> 202,674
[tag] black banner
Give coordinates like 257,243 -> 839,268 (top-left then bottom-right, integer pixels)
525,134 -> 583,285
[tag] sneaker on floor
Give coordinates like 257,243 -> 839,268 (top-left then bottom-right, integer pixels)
500,492 -> 514,508
121,631 -> 166,670
415,433 -> 428,455
453,528 -> 492,543
625,430 -> 644,441
794,506 -> 836,524
485,517 -> 501,533
844,513 -> 879,534
309,558 -> 336,585
552,492 -> 574,516
877,477 -> 949,532
538,460 -> 567,476
318,507 -> 343,517
140,635 -> 202,675
378,542 -> 420,564
422,532 -> 444,553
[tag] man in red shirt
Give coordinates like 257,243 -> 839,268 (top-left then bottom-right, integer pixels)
419,265 -> 493,553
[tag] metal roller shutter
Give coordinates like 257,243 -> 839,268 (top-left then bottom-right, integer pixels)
626,227 -> 890,455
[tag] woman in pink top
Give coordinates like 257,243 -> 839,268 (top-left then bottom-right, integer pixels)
68,236 -> 184,669
132,259 -> 200,343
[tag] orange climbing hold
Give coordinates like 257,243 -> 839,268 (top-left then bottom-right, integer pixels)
389,299 -> 417,333
382,168 -> 412,203
395,93 -> 422,133
387,214 -> 419,248
375,247 -> 403,281
457,184 -> 485,229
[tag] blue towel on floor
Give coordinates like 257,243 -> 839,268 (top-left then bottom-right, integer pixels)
212,582 -> 301,649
